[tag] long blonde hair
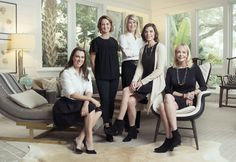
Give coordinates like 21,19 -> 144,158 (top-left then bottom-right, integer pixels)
173,43 -> 193,68
124,14 -> 141,39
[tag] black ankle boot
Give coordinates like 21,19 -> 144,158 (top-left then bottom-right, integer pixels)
104,119 -> 124,136
123,126 -> 137,142
154,138 -> 173,153
172,129 -> 181,147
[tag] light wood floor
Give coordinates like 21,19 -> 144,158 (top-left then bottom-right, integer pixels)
0,101 -> 236,162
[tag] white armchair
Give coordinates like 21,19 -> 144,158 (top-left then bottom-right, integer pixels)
152,62 -> 212,150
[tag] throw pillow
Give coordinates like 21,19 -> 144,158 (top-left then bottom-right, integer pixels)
227,75 -> 236,85
8,90 -> 48,109
42,78 -> 58,91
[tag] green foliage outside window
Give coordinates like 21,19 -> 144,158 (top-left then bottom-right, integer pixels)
42,0 -> 67,67
76,4 -> 97,67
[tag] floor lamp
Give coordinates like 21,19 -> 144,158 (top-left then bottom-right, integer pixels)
10,34 -> 35,79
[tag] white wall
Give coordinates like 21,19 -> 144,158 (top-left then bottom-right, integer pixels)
0,0 -> 151,78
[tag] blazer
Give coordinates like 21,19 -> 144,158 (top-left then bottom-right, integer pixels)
132,42 -> 166,112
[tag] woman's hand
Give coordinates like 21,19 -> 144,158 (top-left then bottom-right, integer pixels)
185,92 -> 194,100
186,98 -> 193,106
129,81 -> 143,91
81,105 -> 89,117
136,81 -> 143,90
184,91 -> 194,106
130,81 -> 138,91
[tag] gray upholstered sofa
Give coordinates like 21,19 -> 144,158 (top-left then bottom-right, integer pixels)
0,73 -> 56,143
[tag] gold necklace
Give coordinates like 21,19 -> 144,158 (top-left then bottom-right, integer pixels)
176,68 -> 188,86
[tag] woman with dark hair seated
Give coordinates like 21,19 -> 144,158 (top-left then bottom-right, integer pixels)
105,23 -> 166,142
53,47 -> 101,154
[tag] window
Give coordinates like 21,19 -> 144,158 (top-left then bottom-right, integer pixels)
168,12 -> 191,64
41,0 -> 68,67
107,10 -> 124,40
197,7 -> 223,65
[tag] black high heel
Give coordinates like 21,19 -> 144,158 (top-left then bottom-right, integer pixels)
83,140 -> 97,154
72,140 -> 83,154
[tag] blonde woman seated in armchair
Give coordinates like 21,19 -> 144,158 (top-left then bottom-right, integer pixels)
154,43 -> 207,153
53,47 -> 101,154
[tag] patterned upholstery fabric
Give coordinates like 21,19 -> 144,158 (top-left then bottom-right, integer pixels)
0,73 -> 24,94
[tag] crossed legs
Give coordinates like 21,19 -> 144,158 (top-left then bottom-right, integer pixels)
75,110 -> 102,150
117,87 -> 139,126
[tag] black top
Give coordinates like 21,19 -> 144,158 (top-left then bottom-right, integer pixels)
89,36 -> 120,80
165,64 -> 207,94
134,44 -> 157,101
142,44 -> 156,79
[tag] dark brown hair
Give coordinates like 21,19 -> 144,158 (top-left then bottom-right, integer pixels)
97,15 -> 114,33
141,23 -> 159,43
60,47 -> 89,81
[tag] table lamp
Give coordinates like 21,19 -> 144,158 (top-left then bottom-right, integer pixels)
10,33 -> 35,78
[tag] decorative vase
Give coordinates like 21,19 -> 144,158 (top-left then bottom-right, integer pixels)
19,74 -> 33,90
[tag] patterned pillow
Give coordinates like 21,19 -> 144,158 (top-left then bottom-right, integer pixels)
227,75 -> 236,85
42,78 -> 60,97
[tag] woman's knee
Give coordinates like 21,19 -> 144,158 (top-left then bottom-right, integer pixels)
123,87 -> 130,94
164,94 -> 175,104
96,110 -> 102,116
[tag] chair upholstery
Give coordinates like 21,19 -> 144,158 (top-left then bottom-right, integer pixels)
218,57 -> 236,108
152,62 -> 212,150
0,73 -> 53,122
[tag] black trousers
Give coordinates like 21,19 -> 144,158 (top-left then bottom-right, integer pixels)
121,60 -> 141,129
96,79 -> 119,124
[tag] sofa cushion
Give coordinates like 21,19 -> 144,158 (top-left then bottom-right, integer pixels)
9,90 -> 48,109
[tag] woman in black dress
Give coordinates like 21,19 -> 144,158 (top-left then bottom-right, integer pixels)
105,23 -> 166,142
53,47 -> 101,154
154,43 -> 207,153
90,15 -> 120,142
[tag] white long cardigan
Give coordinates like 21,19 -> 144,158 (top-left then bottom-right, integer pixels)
132,42 -> 166,112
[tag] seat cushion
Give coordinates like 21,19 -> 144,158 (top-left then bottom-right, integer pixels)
0,96 -> 53,121
176,106 -> 195,114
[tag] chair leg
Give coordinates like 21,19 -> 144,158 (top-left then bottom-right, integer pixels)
226,89 -> 229,106
191,120 -> 199,150
153,117 -> 161,142
219,87 -> 223,107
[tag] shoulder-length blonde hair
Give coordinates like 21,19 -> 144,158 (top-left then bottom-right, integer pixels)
124,14 -> 141,38
173,43 -> 193,68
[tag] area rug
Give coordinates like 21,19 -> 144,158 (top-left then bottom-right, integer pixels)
21,141 -> 228,162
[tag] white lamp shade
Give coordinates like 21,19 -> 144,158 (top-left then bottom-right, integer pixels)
10,34 -> 35,49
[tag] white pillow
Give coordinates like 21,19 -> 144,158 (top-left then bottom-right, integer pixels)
9,90 -> 48,109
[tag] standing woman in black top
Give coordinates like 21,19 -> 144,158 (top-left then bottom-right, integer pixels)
154,43 -> 207,153
90,15 -> 120,142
